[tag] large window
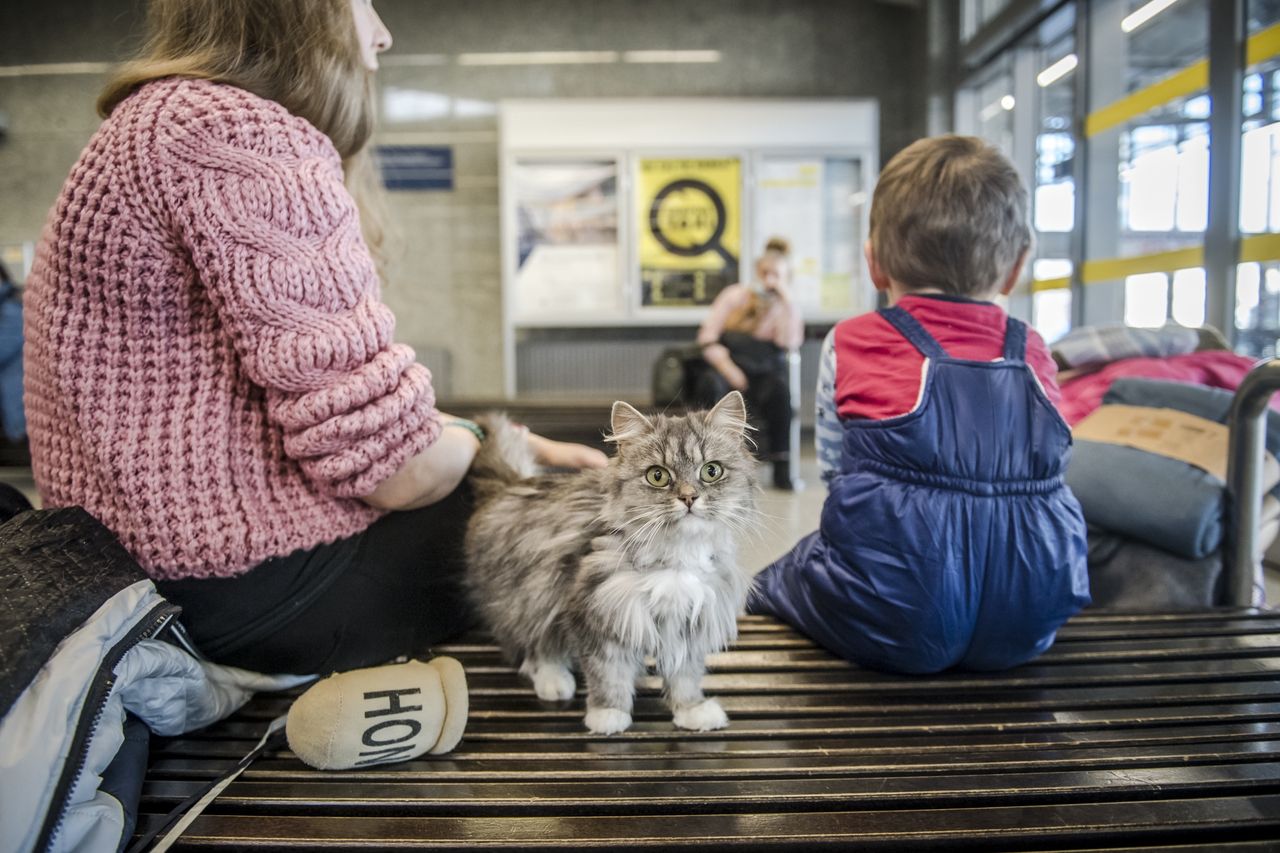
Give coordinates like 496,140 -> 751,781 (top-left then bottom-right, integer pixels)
1057,0 -> 1210,331
963,0 -> 1016,42
959,4 -> 1078,343
957,0 -> 1280,353
1237,1 -> 1280,354
1031,6 -> 1079,342
965,59 -> 1018,158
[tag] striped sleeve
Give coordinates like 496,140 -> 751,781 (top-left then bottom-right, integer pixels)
815,327 -> 843,487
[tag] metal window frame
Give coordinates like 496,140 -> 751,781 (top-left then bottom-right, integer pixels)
1070,1 -> 1091,329
961,0 -> 1250,338
961,0 -> 1076,73
1206,0 -> 1247,343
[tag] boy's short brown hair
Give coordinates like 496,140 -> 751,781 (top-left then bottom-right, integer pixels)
869,135 -> 1031,298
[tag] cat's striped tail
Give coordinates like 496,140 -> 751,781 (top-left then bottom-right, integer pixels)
468,413 -> 539,500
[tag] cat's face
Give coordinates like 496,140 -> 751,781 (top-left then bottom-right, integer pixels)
606,392 -> 756,535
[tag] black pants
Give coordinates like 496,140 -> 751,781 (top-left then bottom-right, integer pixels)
692,363 -> 792,460
157,484 -> 476,675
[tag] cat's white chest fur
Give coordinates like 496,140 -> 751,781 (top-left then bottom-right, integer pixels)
645,568 -> 711,623
589,523 -> 741,658
592,563 -> 722,654
633,526 -> 726,575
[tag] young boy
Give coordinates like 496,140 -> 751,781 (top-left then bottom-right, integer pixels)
749,135 -> 1090,674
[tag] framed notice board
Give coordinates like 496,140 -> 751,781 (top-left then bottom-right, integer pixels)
499,98 -> 878,395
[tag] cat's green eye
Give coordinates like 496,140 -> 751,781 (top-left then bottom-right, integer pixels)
644,466 -> 672,488
700,461 -> 725,483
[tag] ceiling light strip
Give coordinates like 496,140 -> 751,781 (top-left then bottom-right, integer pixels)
457,51 -> 619,66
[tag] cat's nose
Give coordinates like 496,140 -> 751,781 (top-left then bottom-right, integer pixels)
678,489 -> 699,508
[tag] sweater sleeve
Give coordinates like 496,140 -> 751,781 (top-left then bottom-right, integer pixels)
156,90 -> 440,498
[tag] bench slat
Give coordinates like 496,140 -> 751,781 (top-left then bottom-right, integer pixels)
140,762 -> 1280,817
133,793 -> 1280,847
138,611 -> 1280,849
142,739 -> 1280,786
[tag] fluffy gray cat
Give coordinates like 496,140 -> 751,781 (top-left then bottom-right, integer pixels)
465,392 -> 757,735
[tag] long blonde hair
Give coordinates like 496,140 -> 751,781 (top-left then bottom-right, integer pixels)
98,0 -> 389,262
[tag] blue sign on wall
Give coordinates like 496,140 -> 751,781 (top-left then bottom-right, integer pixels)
377,145 -> 454,191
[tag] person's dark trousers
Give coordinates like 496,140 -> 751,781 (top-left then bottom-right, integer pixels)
157,483 -> 476,675
691,363 -> 793,488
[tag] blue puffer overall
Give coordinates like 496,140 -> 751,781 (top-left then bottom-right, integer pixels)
751,306 -> 1090,674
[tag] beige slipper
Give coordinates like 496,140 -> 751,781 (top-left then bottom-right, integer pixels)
286,657 -> 468,770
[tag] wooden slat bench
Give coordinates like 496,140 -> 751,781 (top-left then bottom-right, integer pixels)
136,611 -> 1280,849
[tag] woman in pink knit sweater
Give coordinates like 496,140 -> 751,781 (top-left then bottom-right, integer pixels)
23,0 -> 605,674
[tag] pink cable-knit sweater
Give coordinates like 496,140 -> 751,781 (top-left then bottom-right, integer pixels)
24,77 -> 442,580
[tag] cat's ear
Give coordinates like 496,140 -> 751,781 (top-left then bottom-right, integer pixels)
607,401 -> 652,446
708,391 -> 749,436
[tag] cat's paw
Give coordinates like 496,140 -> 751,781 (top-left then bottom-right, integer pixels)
584,707 -> 632,734
532,665 -> 576,702
673,698 -> 729,731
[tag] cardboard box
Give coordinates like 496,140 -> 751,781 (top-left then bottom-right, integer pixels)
1073,404 -> 1278,485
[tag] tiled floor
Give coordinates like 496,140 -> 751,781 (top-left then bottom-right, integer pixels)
741,455 -> 825,573
5,452 -> 1278,606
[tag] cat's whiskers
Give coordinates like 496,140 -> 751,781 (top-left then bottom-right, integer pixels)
618,504 -> 669,534
614,505 -> 665,533
707,504 -> 768,545
714,514 -> 755,543
622,516 -> 664,555
727,506 -> 778,542
617,508 -> 672,563
638,505 -> 684,550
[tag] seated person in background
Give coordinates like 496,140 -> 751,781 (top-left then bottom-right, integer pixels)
750,135 -> 1090,674
694,237 -> 803,489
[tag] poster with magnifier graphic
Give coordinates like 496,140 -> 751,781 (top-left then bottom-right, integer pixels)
637,157 -> 741,307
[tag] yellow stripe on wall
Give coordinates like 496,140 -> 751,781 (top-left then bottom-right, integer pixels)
1248,21 -> 1280,67
1030,277 -> 1071,293
1081,246 -> 1205,284
1240,232 -> 1280,263
1085,61 -> 1208,138
1084,21 -> 1280,139
1039,233 -> 1280,293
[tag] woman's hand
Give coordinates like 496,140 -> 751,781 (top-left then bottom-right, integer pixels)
763,279 -> 793,304
527,432 -> 608,469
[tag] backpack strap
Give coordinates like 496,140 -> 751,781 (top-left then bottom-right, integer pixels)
1003,316 -> 1028,362
878,306 -> 949,359
127,715 -> 287,853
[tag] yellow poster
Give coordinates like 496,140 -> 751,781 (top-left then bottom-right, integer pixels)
637,157 -> 741,307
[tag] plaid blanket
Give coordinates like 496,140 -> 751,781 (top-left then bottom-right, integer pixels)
1051,323 -> 1220,370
